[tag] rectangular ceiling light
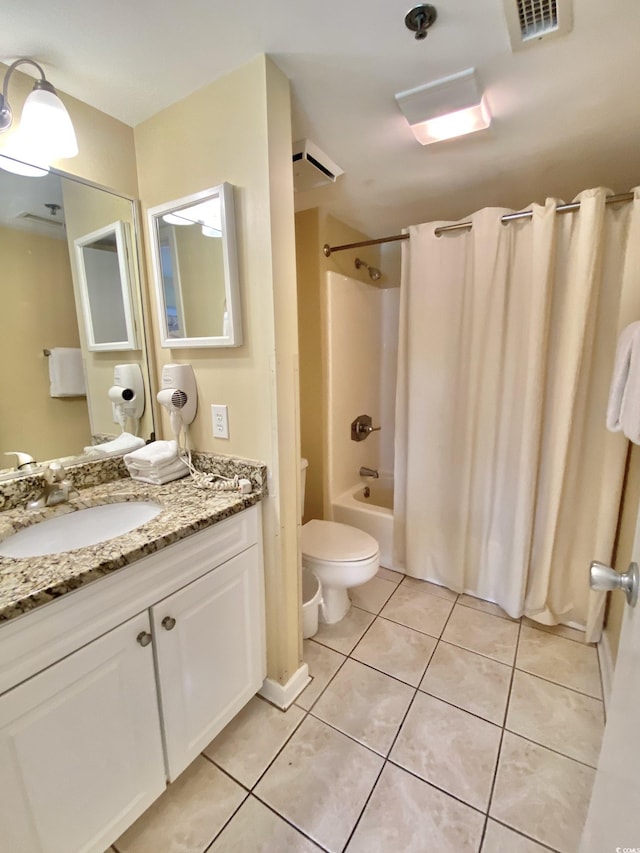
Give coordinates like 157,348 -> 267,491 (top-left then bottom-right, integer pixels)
395,68 -> 491,146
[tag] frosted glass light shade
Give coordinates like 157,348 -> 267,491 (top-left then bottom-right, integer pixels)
20,88 -> 78,160
0,134 -> 49,177
411,98 -> 491,145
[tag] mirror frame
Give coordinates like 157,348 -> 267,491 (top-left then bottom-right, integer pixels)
147,182 -> 242,348
74,219 -> 139,351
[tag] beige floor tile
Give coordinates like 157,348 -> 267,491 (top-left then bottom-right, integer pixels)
458,594 -> 518,621
203,696 -> 305,788
482,820 -> 551,852
254,715 -> 383,853
208,796 -> 321,852
351,616 -> 437,686
314,606 -> 375,654
420,641 -> 512,725
380,581 -> 454,636
506,670 -> 604,766
377,567 -> 404,584
390,691 -> 502,811
349,575 -> 397,614
522,616 -> 587,644
401,575 -> 459,601
115,756 -> 246,853
516,626 -> 602,698
296,639 -> 346,710
491,732 -> 595,853
442,606 -> 520,664
312,659 -> 414,755
346,763 -> 484,853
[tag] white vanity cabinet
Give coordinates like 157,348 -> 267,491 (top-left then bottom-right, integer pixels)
0,505 -> 265,853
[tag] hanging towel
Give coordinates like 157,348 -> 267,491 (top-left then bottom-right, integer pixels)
607,321 -> 640,443
84,433 -> 146,458
48,348 -> 86,397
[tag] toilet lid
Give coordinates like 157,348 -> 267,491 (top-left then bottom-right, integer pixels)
302,520 -> 379,562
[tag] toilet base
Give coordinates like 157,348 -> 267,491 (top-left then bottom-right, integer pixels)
319,585 -> 351,624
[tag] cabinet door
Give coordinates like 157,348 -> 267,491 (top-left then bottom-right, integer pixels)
152,545 -> 266,780
0,612 -> 166,853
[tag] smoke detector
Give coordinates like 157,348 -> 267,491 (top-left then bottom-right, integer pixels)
292,139 -> 344,192
503,0 -> 573,51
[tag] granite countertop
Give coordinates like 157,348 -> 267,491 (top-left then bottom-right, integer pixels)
0,476 -> 264,624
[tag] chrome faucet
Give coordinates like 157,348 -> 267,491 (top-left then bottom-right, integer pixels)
359,466 -> 379,478
27,462 -> 78,509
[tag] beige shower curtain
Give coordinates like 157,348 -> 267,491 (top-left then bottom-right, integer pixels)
394,188 -> 640,640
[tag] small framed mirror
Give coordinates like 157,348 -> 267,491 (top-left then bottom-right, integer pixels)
74,220 -> 138,351
148,183 -> 242,348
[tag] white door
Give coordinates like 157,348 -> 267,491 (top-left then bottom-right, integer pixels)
580,506 -> 640,851
0,611 -> 166,853
152,545 -> 266,781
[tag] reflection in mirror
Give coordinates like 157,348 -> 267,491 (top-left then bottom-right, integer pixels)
0,167 -> 154,473
75,221 -> 138,350
148,183 -> 242,347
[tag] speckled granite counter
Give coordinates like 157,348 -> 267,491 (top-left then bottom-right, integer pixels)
0,473 -> 265,624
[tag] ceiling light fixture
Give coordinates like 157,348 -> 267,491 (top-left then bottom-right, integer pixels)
0,58 -> 78,176
395,68 -> 491,145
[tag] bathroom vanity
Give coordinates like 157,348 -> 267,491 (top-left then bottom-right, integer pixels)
0,476 -> 265,853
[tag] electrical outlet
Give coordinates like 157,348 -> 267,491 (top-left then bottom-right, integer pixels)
211,404 -> 230,439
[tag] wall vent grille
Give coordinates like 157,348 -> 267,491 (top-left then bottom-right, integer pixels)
517,0 -> 558,40
503,0 -> 572,51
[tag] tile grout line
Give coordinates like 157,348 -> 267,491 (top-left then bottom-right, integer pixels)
478,611 -> 523,853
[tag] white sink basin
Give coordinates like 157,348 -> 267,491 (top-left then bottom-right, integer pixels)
0,501 -> 162,558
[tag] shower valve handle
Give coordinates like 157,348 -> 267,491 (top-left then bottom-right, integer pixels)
351,414 -> 381,442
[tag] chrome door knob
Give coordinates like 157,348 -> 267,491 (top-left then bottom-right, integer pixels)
161,616 -> 176,631
136,631 -> 153,647
589,561 -> 639,607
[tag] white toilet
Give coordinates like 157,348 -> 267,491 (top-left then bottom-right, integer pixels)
301,460 -> 380,624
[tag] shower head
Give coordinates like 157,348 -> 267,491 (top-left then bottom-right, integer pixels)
355,257 -> 383,282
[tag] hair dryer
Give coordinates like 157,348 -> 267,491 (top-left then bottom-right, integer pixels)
157,364 -> 197,442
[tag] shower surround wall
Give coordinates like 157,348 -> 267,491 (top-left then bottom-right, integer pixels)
325,270 -> 400,514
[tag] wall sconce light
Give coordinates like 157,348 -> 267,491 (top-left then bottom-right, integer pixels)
395,68 -> 491,146
0,58 -> 78,176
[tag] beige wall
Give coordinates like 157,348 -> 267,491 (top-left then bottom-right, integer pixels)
0,225 -> 91,461
61,180 -> 154,441
295,210 -> 381,522
605,444 -> 640,662
135,56 -> 301,686
172,227 -> 224,338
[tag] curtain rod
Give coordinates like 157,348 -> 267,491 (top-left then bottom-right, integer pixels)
322,191 -> 635,256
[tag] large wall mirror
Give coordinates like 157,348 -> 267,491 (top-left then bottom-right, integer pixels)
0,167 -> 154,473
148,183 -> 242,348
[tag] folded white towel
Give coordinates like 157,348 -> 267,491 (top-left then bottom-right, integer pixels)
607,322 -> 640,431
126,456 -> 187,477
123,440 -> 179,468
48,348 -> 86,397
127,461 -> 189,485
84,433 -> 146,457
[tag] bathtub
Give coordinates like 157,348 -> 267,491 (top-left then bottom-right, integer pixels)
332,476 -> 398,571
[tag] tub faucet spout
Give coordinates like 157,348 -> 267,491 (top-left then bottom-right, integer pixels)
359,466 -> 379,478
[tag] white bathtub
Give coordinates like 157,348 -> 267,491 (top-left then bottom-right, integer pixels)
332,476 -> 398,571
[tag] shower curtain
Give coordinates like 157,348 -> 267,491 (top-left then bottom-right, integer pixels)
394,188 -> 640,640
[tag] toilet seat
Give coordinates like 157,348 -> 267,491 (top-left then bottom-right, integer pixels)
301,519 -> 379,563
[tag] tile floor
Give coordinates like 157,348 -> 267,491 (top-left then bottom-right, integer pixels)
110,569 -> 604,853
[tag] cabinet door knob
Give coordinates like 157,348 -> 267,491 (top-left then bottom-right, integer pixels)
162,616 -> 177,631
136,631 -> 152,647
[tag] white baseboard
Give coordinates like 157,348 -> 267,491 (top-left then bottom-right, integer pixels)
598,630 -> 615,716
260,663 -> 311,710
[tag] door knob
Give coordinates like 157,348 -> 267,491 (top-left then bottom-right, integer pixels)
589,561 -> 639,607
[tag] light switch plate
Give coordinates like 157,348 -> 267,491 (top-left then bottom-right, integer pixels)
211,404 -> 229,439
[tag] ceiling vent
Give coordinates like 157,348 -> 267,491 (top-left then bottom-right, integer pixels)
292,139 -> 344,192
14,211 -> 65,229
503,0 -> 572,50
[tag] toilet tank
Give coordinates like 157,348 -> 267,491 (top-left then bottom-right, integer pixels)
300,458 -> 309,521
